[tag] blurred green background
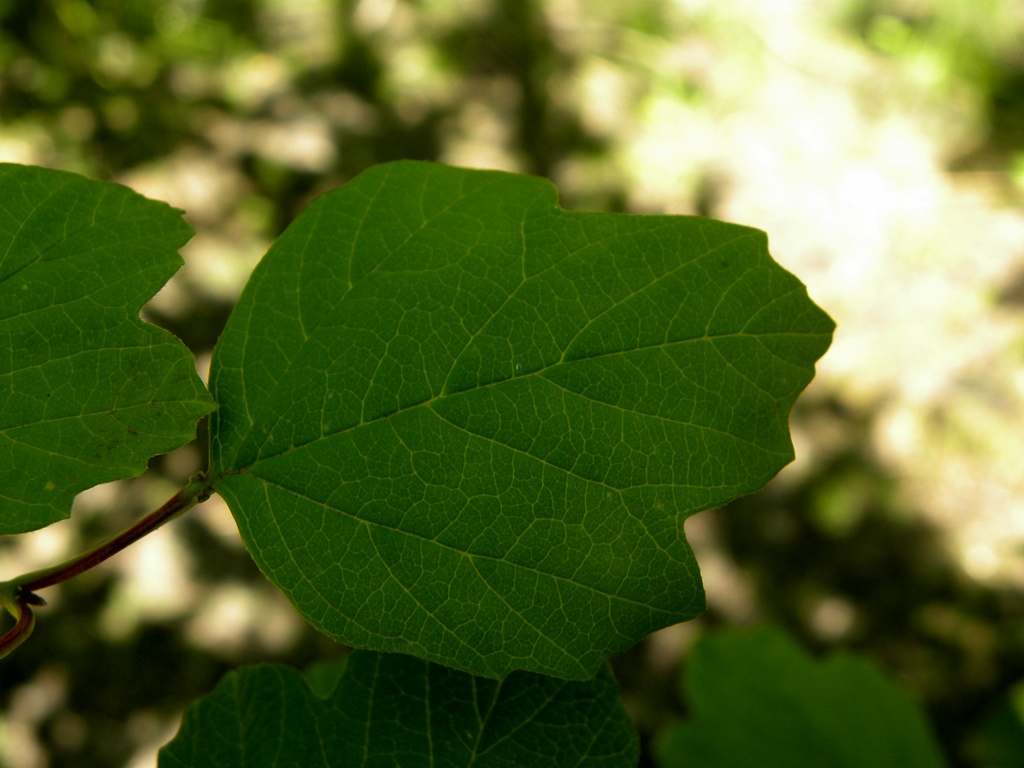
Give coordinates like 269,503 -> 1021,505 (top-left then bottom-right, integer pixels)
1,0 -> 1024,766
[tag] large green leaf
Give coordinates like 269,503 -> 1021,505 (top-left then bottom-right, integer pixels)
208,161 -> 833,679
0,164 -> 215,535
158,650 -> 638,767
654,627 -> 947,768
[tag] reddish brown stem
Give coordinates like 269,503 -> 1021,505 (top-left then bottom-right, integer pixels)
0,599 -> 35,659
0,475 -> 209,658
19,483 -> 200,592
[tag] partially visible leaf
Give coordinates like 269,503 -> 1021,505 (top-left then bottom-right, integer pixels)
158,650 -> 639,768
968,679 -> 1024,768
209,161 -> 834,679
0,164 -> 215,535
654,627 -> 947,768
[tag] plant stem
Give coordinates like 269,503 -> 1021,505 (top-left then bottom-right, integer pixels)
0,472 -> 211,658
0,598 -> 35,659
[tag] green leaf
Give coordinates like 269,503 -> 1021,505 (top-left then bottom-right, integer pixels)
968,679 -> 1024,768
654,627 -> 947,768
303,657 -> 349,698
158,650 -> 639,768
208,161 -> 833,679
0,164 -> 215,535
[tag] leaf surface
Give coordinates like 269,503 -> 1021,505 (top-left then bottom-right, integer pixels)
158,650 -> 638,768
969,680 -> 1024,768
654,627 -> 946,768
209,161 -> 834,679
0,164 -> 215,534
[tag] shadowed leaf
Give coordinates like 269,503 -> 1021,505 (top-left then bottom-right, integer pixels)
0,164 -> 215,535
654,627 -> 946,768
159,651 -> 638,768
209,161 -> 833,679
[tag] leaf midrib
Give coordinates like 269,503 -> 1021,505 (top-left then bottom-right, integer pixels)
235,471 -> 688,618
228,327 -> 803,476
222,177 -> 708,472
221,213 -> 808,477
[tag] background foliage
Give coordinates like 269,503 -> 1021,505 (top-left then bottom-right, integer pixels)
1,1 -> 1023,766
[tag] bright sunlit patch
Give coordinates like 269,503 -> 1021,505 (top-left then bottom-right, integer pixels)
98,517 -> 197,640
964,543 -> 999,580
192,493 -> 245,549
442,100 -> 523,172
221,53 -> 291,112
809,596 -> 856,640
353,0 -> 398,33
185,583 -> 302,656
646,622 -> 701,671
2,669 -> 68,768
251,116 -> 336,172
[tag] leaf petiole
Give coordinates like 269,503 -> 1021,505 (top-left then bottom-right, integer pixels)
0,471 -> 211,657
0,594 -> 36,659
